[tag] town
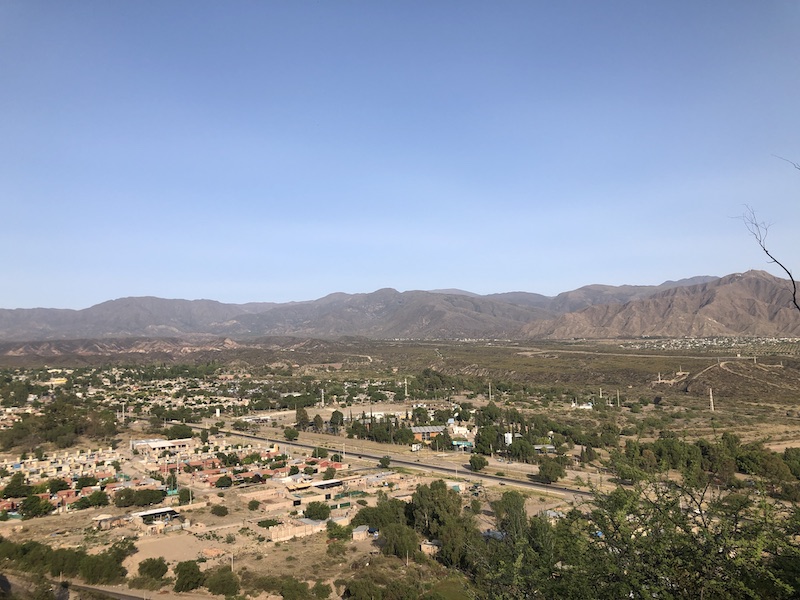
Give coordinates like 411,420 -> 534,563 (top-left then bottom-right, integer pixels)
1,345 -> 799,599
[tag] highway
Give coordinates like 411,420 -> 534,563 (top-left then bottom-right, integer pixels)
188,424 -> 593,501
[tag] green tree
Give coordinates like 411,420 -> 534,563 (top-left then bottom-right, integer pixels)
380,522 -> 419,559
138,557 -> 168,581
378,455 -> 391,469
174,560 -> 204,592
313,414 -> 324,433
215,475 -> 232,489
74,476 -> 99,489
133,489 -> 165,506
19,495 -> 55,519
114,487 -> 135,508
204,566 -> 239,596
295,407 -> 310,431
322,467 -> 337,480
3,472 -> 32,498
248,499 -> 261,511
284,427 -> 299,441
537,457 -> 566,484
312,446 -> 328,458
330,410 -> 345,434
210,504 -> 229,517
304,501 -> 331,520
351,492 -> 407,529
469,454 -> 488,472
165,423 -> 193,439
409,480 -> 462,538
47,478 -> 70,494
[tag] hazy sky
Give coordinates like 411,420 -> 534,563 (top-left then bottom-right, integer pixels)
2,2 -> 799,309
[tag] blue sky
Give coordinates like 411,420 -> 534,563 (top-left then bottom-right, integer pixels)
2,2 -> 799,309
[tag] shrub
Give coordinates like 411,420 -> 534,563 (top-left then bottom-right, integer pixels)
138,557 -> 168,580
210,504 -> 228,517
205,566 -> 239,596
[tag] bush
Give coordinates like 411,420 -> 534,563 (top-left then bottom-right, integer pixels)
313,581 -> 333,598
210,504 -> 228,517
258,519 -> 280,528
138,557 -> 168,580
205,566 -> 239,596
248,499 -> 261,511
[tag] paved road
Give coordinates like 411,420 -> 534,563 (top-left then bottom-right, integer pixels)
190,424 -> 592,501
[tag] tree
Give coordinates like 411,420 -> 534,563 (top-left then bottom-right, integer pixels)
322,467 -> 337,480
430,429 -> 452,451
378,455 -> 391,469
537,457 -> 566,484
3,472 -> 32,498
114,487 -> 135,508
313,414 -> 324,433
133,489 -> 165,506
410,480 -> 462,538
491,491 -> 528,543
295,406 -> 310,431
19,495 -> 55,519
469,454 -> 488,472
204,566 -> 239,596
210,504 -> 228,517
215,475 -> 232,489
351,492 -> 407,529
312,446 -> 328,458
138,557 -> 168,580
304,501 -> 331,520
742,204 -> 800,313
174,561 -> 204,592
284,427 -> 299,441
75,476 -> 98,489
165,423 -> 193,440
330,410 -> 344,434
47,478 -> 70,494
380,522 -> 419,559
248,499 -> 261,511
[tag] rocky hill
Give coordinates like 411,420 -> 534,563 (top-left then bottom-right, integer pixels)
524,271 -> 800,338
0,271 -> 796,342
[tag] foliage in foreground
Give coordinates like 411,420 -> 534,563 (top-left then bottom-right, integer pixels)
346,457 -> 800,600
0,537 -> 135,585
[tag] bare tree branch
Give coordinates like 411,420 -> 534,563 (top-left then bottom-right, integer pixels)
772,154 -> 800,171
741,204 -> 800,314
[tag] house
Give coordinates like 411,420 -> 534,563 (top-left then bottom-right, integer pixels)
411,426 -> 446,442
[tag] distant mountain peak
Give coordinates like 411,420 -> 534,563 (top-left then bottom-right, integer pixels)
0,271 -> 795,342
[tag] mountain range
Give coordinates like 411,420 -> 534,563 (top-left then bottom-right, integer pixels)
0,271 -> 798,343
